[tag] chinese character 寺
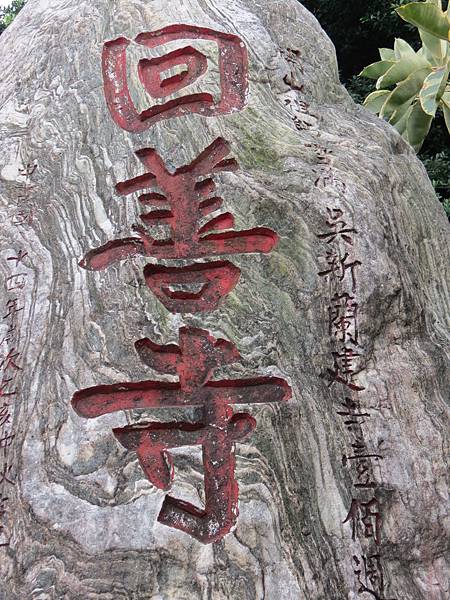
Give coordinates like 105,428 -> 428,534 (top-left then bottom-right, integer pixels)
72,327 -> 291,543
336,397 -> 370,429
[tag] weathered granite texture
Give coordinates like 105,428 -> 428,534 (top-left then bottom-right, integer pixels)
0,0 -> 449,598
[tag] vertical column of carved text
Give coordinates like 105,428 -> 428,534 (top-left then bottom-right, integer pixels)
72,24 -> 291,545
315,146 -> 395,600
0,246 -> 29,547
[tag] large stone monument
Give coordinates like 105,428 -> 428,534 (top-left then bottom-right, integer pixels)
0,0 -> 448,598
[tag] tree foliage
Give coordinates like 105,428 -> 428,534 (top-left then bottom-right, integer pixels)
0,0 -> 26,34
302,1 -> 417,80
302,0 -> 450,217
361,1 -> 450,152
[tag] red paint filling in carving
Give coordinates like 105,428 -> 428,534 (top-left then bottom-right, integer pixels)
140,209 -> 173,223
139,192 -> 168,206
138,46 -> 208,98
199,197 -> 222,216
116,173 -> 156,196
72,327 -> 291,543
72,377 -> 292,418
196,178 -> 216,197
80,138 -> 279,312
102,25 -> 248,133
78,238 -> 143,272
144,261 -> 240,313
198,212 -> 234,235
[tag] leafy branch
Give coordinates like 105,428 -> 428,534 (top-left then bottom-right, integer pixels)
361,0 -> 450,151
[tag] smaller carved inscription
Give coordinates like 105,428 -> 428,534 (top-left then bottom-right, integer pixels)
0,248 -> 29,547
315,147 -> 395,597
353,554 -> 396,600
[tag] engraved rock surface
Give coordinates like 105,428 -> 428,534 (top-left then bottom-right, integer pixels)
0,0 -> 449,598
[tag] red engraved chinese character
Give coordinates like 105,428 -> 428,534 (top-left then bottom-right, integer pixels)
103,25 -> 248,133
305,143 -> 332,165
80,138 -> 278,313
336,397 -> 370,429
353,554 -> 396,600
314,171 -> 346,193
0,378 -> 16,399
342,439 -> 383,490
72,327 -> 291,543
12,208 -> 34,226
18,163 -> 37,178
0,322 -> 16,347
350,456 -> 379,490
0,432 -> 14,450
